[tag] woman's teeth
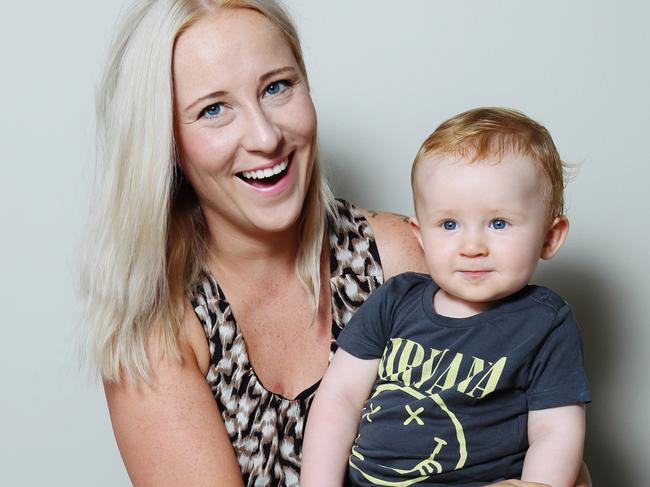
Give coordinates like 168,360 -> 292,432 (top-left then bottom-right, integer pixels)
241,160 -> 288,180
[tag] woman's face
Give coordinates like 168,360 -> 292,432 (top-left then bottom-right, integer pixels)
173,8 -> 317,238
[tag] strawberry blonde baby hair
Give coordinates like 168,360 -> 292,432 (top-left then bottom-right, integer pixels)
411,107 -> 567,220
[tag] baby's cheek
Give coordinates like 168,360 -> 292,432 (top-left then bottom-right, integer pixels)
509,253 -> 541,284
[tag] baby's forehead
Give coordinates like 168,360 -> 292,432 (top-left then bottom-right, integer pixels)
416,149 -> 543,180
413,149 -> 552,208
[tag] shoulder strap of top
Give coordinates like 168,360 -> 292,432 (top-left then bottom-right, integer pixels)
328,199 -> 384,280
328,199 -> 384,337
189,271 -> 229,364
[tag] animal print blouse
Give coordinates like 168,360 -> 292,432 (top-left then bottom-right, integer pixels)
189,199 -> 384,486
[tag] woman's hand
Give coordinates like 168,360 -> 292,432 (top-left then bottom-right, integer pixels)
486,482 -> 549,487
575,462 -> 592,487
484,461 -> 591,487
104,307 -> 244,487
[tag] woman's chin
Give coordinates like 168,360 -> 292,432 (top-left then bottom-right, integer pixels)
245,201 -> 305,236
236,169 -> 312,236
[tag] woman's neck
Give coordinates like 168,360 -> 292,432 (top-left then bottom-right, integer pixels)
205,218 -> 302,279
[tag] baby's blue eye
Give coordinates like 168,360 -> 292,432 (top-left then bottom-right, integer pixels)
265,80 -> 290,96
490,219 -> 508,230
442,220 -> 458,231
202,103 -> 223,119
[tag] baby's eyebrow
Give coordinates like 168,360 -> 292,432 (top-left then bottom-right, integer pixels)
427,209 -> 457,217
486,208 -> 526,218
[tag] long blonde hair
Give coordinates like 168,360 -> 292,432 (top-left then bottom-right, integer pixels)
81,0 -> 336,382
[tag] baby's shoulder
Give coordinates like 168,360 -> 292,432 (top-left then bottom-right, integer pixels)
364,271 -> 432,310
384,271 -> 432,291
524,284 -> 569,314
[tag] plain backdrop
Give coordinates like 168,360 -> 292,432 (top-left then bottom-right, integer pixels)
1,0 -> 648,485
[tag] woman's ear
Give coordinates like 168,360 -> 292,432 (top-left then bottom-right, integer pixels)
408,216 -> 424,250
541,216 -> 569,260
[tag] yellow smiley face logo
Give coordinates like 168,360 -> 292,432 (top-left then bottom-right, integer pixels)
350,384 -> 467,486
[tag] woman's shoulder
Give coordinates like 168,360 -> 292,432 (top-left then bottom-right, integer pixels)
354,204 -> 428,280
179,300 -> 213,376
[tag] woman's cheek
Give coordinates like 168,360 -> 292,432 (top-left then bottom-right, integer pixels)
179,127 -> 233,174
290,91 -> 317,141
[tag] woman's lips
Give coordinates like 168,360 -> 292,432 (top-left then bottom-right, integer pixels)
239,159 -> 289,181
236,155 -> 294,194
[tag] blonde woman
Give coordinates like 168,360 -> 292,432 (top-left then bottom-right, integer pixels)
81,1 -> 592,486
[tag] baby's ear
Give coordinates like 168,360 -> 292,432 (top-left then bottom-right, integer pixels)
408,217 -> 424,250
541,216 -> 569,260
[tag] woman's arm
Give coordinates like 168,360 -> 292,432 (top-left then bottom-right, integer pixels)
360,210 -> 428,278
486,482 -> 550,487
301,349 -> 379,487
104,307 -> 244,487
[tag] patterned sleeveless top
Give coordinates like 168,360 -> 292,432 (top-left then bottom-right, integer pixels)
189,199 -> 384,486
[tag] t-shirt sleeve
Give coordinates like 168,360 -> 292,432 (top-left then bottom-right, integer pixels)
336,275 -> 404,360
526,303 -> 591,410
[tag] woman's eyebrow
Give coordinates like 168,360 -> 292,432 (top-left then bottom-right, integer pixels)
184,89 -> 227,114
259,66 -> 296,83
183,66 -> 297,114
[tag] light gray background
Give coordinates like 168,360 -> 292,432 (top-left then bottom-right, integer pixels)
1,0 -> 648,485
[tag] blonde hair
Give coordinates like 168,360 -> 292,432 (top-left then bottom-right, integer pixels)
411,107 -> 566,219
81,0 -> 335,382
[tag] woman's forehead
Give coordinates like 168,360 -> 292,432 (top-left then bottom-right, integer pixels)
174,8 -> 291,70
173,8 -> 296,100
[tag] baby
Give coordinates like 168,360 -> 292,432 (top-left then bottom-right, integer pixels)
301,107 -> 590,487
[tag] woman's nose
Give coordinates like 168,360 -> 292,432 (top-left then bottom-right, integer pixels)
242,106 -> 282,154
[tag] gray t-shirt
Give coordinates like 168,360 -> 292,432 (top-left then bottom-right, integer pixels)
337,272 -> 591,487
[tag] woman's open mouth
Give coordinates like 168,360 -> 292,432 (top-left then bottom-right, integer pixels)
236,158 -> 291,188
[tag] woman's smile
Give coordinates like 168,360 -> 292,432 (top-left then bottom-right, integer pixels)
236,155 -> 293,194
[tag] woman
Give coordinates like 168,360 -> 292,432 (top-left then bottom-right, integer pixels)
81,1 -> 591,486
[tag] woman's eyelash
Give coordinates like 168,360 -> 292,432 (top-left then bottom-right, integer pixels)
200,102 -> 224,119
265,79 -> 295,96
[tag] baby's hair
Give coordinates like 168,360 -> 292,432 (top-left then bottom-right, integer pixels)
411,107 -> 566,219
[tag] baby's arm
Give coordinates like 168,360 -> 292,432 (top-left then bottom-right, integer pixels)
521,404 -> 586,487
300,349 -> 379,487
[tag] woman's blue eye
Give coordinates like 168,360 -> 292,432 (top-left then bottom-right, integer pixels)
490,219 -> 508,230
202,103 -> 224,119
265,80 -> 290,96
442,220 -> 458,231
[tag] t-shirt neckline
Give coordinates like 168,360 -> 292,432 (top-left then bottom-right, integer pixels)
421,279 -> 536,328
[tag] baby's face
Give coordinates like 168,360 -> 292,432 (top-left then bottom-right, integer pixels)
412,151 -> 552,317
